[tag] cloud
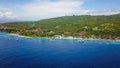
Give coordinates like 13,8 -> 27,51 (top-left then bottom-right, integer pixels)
0,11 -> 18,19
22,0 -> 120,20
0,6 -> 19,22
0,6 -> 18,20
0,6 -> 11,11
21,0 -> 91,20
89,9 -> 120,15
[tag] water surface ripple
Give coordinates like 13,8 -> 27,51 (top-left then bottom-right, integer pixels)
0,33 -> 120,68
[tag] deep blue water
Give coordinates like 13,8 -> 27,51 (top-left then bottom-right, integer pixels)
0,32 -> 120,68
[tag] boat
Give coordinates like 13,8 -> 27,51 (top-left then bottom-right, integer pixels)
78,38 -> 84,43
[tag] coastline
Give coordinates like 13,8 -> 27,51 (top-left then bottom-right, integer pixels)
8,34 -> 32,38
8,33 -> 120,42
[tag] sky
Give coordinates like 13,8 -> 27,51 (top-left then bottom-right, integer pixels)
0,0 -> 120,22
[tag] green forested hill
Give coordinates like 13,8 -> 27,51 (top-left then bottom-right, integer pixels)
0,14 -> 120,39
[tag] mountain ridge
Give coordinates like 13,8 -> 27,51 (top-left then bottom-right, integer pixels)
0,14 -> 120,40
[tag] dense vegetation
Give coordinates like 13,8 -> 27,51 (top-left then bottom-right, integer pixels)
0,14 -> 120,39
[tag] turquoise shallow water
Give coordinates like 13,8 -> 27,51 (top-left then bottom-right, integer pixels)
0,32 -> 120,68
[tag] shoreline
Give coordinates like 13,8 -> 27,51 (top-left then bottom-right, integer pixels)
8,33 -> 120,42
8,34 -> 32,38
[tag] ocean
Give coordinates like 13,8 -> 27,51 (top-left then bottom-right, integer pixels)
0,32 -> 120,68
